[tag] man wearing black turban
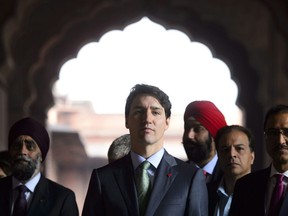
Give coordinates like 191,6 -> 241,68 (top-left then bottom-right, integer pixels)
0,117 -> 79,216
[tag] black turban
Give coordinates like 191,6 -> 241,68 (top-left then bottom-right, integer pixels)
8,117 -> 50,162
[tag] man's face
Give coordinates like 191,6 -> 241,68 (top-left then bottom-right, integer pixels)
265,112 -> 288,170
218,129 -> 254,179
182,118 -> 213,164
10,135 -> 42,181
126,94 -> 169,152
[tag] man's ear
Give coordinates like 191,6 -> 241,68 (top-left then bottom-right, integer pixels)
164,117 -> 170,130
251,152 -> 255,165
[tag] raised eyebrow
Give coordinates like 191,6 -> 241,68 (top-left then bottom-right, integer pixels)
234,143 -> 246,148
20,138 -> 37,145
131,106 -> 145,112
151,106 -> 163,112
131,105 -> 164,112
221,143 -> 245,148
185,120 -> 202,127
12,138 -> 35,147
26,139 -> 36,144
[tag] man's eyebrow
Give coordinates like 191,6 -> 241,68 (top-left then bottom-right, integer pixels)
14,137 -> 34,143
132,105 -> 163,110
150,106 -> 163,110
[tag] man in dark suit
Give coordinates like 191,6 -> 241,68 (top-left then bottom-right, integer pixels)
208,125 -> 255,216
0,117 -> 79,216
229,104 -> 288,216
182,100 -> 227,183
82,84 -> 208,216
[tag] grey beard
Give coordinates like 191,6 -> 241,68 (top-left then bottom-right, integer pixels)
12,155 -> 40,181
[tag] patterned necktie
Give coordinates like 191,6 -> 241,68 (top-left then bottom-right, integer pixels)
268,174 -> 285,216
13,185 -> 28,216
136,161 -> 151,216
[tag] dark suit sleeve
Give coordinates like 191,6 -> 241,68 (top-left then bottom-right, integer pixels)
82,169 -> 105,216
60,189 -> 79,216
187,168 -> 208,216
228,170 -> 268,216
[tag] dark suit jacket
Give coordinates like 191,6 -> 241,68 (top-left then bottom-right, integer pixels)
82,150 -> 208,216
229,166 -> 288,216
207,178 -> 221,216
208,160 -> 223,184
188,159 -> 223,184
0,174 -> 79,216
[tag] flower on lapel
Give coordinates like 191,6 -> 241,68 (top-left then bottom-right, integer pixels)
167,173 -> 172,177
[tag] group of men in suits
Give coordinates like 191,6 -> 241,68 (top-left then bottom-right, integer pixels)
181,100 -> 254,216
1,83 -> 288,216
182,100 -> 288,216
183,101 -> 288,216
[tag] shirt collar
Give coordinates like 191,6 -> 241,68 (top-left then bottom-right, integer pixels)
217,177 -> 229,197
130,148 -> 164,170
270,164 -> 288,178
13,172 -> 41,192
203,153 -> 218,175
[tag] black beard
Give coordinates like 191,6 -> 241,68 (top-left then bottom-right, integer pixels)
12,155 -> 40,181
182,134 -> 213,165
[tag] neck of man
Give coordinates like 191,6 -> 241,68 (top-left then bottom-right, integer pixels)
273,161 -> 288,173
196,148 -> 216,168
132,143 -> 163,159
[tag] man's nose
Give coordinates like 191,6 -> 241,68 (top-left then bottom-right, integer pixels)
278,133 -> 288,145
143,110 -> 153,123
188,129 -> 196,140
19,143 -> 28,155
229,147 -> 237,157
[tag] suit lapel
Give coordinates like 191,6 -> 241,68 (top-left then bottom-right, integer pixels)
114,155 -> 139,215
28,175 -> 50,215
145,151 -> 178,215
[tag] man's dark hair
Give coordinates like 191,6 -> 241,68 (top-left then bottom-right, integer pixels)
263,104 -> 288,130
215,125 -> 255,152
125,84 -> 172,119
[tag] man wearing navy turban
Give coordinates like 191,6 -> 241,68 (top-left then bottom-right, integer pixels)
0,117 -> 79,216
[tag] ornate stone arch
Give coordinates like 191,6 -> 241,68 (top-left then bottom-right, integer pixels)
4,0 -> 287,168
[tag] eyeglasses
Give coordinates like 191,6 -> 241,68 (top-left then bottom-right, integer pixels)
264,128 -> 288,139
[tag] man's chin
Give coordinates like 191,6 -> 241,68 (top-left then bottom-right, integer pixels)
13,170 -> 34,181
12,164 -> 37,181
